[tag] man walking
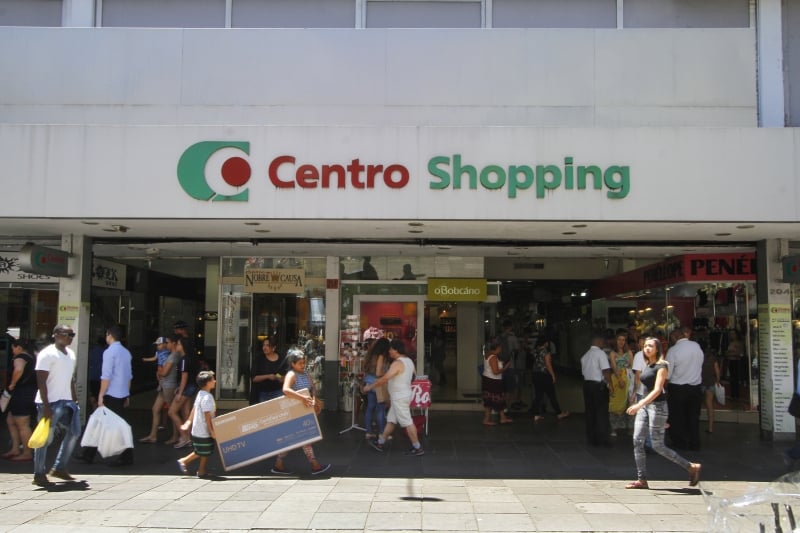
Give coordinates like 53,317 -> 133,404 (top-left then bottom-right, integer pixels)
581,332 -> 613,447
666,326 -> 704,450
80,325 -> 134,466
33,325 -> 82,487
363,339 -> 424,456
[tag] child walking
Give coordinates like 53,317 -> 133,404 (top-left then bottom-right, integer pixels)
177,370 -> 217,478
271,348 -> 331,476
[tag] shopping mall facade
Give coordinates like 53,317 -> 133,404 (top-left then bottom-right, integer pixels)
2,0 -> 800,439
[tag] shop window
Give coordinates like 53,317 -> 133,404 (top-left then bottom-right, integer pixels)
366,1 -> 481,28
232,0 -> 355,28
493,0 -> 616,29
101,0 -> 226,28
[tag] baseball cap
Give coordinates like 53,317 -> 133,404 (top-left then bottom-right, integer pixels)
153,336 -> 168,345
173,320 -> 188,329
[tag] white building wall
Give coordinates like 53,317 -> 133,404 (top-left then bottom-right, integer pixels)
0,27 -> 756,127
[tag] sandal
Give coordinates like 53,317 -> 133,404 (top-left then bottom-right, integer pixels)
625,480 -> 649,489
176,460 -> 188,475
139,436 -> 157,443
689,464 -> 702,487
1,451 -> 20,460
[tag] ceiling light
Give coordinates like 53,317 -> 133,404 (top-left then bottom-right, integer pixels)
409,230 -> 423,234
81,221 -> 99,225
244,222 -> 261,226
736,225 -> 755,229
562,231 -> 577,235
715,233 -> 732,237
255,229 -> 271,233
571,224 -> 587,228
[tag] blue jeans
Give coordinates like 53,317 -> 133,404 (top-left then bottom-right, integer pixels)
632,401 -> 691,481
34,400 -> 81,475
364,390 -> 386,436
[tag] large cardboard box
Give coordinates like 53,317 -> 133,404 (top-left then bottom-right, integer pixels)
212,389 -> 322,471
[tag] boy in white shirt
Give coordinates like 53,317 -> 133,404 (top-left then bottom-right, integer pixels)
177,371 -> 216,478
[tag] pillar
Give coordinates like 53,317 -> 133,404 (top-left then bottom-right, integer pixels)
323,256 -> 342,410
58,234 -> 93,423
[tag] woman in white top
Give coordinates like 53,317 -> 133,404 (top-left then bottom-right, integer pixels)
482,340 -> 512,425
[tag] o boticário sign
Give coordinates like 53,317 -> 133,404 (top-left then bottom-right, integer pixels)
176,142 -> 630,202
427,278 -> 487,302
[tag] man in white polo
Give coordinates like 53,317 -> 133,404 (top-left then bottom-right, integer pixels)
666,327 -> 704,450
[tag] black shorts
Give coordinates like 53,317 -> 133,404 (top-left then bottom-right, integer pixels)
191,436 -> 215,456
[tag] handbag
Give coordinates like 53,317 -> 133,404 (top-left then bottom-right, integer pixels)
28,417 -> 51,449
0,390 -> 11,413
789,393 -> 800,418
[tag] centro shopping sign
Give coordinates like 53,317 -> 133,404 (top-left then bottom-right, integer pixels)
177,141 -> 630,201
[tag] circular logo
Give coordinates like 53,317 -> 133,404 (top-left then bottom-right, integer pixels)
221,156 -> 251,188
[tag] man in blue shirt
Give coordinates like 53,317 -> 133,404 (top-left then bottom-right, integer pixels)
79,325 -> 133,466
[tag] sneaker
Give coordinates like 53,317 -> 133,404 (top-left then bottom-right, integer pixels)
311,463 -> 331,476
270,466 -> 293,475
405,446 -> 425,456
32,474 -> 53,487
48,469 -> 75,481
368,439 -> 384,452
176,460 -> 188,475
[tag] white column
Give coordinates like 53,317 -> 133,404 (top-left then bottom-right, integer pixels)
756,239 -> 795,440
756,0 -> 785,126
58,234 -> 93,423
323,256 -> 342,409
62,0 -> 96,27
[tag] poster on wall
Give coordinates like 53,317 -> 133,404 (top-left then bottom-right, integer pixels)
220,294 -> 241,392
758,303 -> 793,433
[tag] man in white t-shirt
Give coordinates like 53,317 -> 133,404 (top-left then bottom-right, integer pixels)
666,327 -> 704,450
33,325 -> 82,487
580,332 -> 613,447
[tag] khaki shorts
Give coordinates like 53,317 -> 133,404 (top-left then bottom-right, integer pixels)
160,387 -> 176,403
386,397 -> 412,428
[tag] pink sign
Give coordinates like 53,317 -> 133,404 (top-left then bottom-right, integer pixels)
410,379 -> 432,408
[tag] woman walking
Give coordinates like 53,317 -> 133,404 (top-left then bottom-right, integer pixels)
362,337 -> 389,438
482,340 -> 512,425
625,337 -> 702,489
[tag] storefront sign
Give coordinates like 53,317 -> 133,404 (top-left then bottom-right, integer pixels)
594,252 -> 757,298
213,390 -> 322,471
92,259 -> 126,290
243,268 -> 305,294
427,278 -> 487,301
410,379 -> 432,408
57,302 -> 80,325
428,155 -> 630,199
0,254 -> 55,283
177,142 -> 630,203
18,244 -> 70,277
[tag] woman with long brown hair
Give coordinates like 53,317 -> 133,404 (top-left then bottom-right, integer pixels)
625,337 -> 701,489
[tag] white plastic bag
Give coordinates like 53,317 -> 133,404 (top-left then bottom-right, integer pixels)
81,406 -> 134,458
714,383 -> 726,406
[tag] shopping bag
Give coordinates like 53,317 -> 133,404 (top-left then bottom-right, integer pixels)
81,406 -> 134,457
0,390 -> 11,413
28,417 -> 51,449
714,383 -> 726,406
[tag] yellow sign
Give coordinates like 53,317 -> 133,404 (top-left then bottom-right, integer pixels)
427,278 -> 487,301
243,268 -> 305,294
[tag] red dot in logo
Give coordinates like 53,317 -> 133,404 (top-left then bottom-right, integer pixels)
221,157 -> 251,187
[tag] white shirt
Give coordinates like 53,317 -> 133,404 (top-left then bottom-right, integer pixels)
191,390 -> 215,438
34,343 -> 76,403
388,357 -> 415,402
631,350 -> 646,395
581,345 -> 610,382
666,338 -> 703,386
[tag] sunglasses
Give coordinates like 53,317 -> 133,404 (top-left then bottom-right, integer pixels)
57,331 -> 76,338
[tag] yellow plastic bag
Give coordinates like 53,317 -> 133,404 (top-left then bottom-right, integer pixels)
28,417 -> 51,449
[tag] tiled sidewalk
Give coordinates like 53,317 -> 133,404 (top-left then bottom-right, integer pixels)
0,472 -> 758,532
